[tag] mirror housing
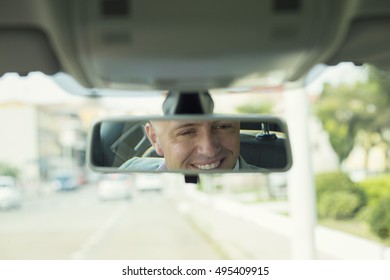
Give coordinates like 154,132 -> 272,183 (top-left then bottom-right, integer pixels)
87,114 -> 292,174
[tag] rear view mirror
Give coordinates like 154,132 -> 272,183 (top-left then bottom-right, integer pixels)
87,115 -> 292,174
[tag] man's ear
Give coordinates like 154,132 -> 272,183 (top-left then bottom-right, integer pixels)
145,122 -> 164,156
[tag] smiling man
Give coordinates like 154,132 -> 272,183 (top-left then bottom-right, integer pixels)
147,120 -> 240,171
120,120 -> 259,171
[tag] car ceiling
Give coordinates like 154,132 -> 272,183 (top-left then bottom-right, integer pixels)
1,0 -> 390,92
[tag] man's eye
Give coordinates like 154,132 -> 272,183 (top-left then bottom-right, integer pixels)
215,123 -> 233,130
177,129 -> 196,136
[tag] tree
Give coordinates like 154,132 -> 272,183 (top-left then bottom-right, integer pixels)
315,82 -> 373,163
315,66 -> 390,168
366,67 -> 390,146
0,162 -> 20,178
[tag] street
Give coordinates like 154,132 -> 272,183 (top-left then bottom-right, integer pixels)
0,184 -> 223,260
1,181 -> 338,260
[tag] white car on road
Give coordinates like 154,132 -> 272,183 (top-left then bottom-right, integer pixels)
97,174 -> 133,201
0,176 -> 21,210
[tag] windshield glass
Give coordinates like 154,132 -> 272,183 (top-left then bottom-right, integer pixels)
1,64 -> 390,260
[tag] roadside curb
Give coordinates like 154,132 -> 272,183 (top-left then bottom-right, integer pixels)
185,187 -> 390,260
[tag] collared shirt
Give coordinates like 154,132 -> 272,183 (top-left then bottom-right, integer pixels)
156,161 -> 167,171
233,159 -> 239,171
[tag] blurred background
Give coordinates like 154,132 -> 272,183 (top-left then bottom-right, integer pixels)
0,63 -> 389,259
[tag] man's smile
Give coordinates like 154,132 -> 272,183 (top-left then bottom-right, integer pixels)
190,158 -> 225,170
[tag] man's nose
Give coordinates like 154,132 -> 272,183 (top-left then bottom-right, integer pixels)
197,132 -> 221,157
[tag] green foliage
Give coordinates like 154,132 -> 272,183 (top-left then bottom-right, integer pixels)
366,67 -> 390,140
315,171 -> 360,198
315,66 -> 390,167
315,81 -> 380,163
369,196 -> 390,240
358,175 -> 390,207
235,100 -> 273,114
318,191 -> 361,219
0,162 -> 19,178
315,171 -> 366,219
322,117 -> 353,161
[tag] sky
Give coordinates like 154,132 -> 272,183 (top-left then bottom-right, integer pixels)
0,72 -> 165,114
305,63 -> 367,94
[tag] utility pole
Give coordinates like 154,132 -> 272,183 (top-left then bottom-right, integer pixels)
284,84 -> 317,259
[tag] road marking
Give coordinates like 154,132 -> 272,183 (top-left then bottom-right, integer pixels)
70,204 -> 127,259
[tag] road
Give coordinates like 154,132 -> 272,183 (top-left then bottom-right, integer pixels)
0,184 -> 223,260
0,181 -> 336,260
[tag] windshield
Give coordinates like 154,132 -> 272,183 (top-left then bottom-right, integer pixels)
1,64 -> 390,260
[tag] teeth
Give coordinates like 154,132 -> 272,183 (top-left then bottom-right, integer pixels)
195,161 -> 220,170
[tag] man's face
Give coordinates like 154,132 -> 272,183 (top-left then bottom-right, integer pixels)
145,120 -> 240,170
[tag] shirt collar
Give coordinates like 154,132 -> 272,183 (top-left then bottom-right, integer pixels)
157,161 -> 168,171
233,158 -> 239,171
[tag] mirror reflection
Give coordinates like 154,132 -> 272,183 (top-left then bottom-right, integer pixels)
89,116 -> 292,173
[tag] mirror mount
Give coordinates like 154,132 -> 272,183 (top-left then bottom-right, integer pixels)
184,175 -> 199,184
163,90 -> 215,183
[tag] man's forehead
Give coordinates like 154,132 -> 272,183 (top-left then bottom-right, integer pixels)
171,121 -> 203,130
152,120 -> 238,131
152,120 -> 203,131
